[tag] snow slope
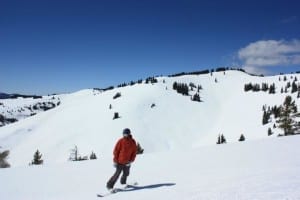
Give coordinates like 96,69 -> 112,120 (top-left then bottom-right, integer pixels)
0,70 -> 300,167
1,70 -> 300,200
0,135 -> 299,200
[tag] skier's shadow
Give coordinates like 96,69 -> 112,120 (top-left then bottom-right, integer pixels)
120,183 -> 176,192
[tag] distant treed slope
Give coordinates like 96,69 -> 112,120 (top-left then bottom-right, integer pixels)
0,96 -> 61,127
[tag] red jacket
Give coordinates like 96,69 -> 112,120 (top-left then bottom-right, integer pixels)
113,135 -> 137,165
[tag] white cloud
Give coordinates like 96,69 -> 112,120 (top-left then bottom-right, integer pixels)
238,39 -> 300,74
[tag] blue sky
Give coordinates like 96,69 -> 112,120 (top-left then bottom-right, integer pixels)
1,0 -> 300,94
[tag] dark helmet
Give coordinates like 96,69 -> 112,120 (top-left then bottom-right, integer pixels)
123,128 -> 131,136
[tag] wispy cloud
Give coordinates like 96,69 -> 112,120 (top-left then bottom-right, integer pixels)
237,39 -> 300,74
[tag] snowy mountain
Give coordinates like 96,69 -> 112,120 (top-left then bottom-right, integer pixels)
0,70 -> 300,166
0,69 -> 300,199
0,94 -> 60,127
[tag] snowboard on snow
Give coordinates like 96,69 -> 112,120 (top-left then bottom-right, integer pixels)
97,182 -> 138,198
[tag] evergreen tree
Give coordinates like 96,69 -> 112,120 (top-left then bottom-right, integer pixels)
90,151 -> 97,160
173,82 -> 178,90
244,83 -> 253,92
31,150 -> 43,165
216,135 -> 221,144
269,83 -> 276,94
261,83 -> 269,92
216,134 -> 226,144
262,110 -> 270,125
221,134 -> 227,143
192,93 -> 201,102
253,84 -> 260,92
0,149 -> 10,168
276,96 -> 300,135
113,92 -> 121,99
268,127 -> 273,136
113,112 -> 120,120
238,134 -> 245,142
0,114 -> 5,123
292,81 -> 298,93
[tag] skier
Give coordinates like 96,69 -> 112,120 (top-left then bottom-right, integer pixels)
106,128 -> 137,191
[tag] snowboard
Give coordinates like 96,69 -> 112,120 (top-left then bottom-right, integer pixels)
97,182 -> 138,198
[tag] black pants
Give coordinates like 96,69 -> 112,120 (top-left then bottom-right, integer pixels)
106,164 -> 130,189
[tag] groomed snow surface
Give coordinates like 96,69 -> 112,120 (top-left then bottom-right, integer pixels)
0,136 -> 300,200
0,71 -> 300,199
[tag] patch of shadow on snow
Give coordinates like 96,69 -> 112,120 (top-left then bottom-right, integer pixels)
120,183 -> 176,192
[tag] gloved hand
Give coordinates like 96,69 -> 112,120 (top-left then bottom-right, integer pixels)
113,162 -> 118,168
125,162 -> 131,167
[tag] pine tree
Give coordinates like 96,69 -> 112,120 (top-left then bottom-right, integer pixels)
221,134 -> 226,143
268,127 -> 273,136
113,92 -> 121,99
0,149 -> 10,168
192,93 -> 201,102
113,112 -> 120,120
292,81 -> 298,93
269,83 -> 276,94
31,150 -> 43,165
90,151 -> 97,160
276,96 -> 300,135
262,110 -> 270,125
238,134 -> 245,142
216,134 -> 226,144
216,135 -> 221,144
173,82 -> 178,90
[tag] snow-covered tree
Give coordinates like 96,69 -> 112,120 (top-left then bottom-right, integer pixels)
69,145 -> 79,161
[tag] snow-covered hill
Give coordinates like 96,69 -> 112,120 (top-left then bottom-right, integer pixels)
0,135 -> 299,200
1,70 -> 300,199
0,70 -> 300,167
0,95 -> 61,127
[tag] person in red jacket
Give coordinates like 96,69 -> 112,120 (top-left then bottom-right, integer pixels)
106,128 -> 137,190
